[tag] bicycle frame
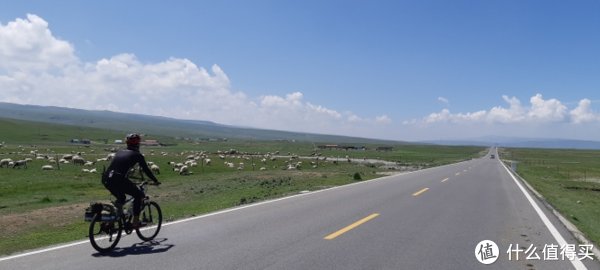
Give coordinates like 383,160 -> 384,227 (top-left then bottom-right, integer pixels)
86,181 -> 162,253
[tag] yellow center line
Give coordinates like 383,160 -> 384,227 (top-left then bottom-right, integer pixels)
441,178 -> 449,183
324,213 -> 380,240
412,187 -> 429,197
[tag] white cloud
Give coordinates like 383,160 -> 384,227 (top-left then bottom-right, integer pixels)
375,115 -> 392,124
437,97 -> 449,104
487,95 -> 526,123
528,94 -> 567,122
570,99 -> 600,124
0,14 -> 77,72
413,94 -> 600,125
0,14 -> 391,138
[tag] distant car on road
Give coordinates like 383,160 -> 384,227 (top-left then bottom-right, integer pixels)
490,154 -> 495,159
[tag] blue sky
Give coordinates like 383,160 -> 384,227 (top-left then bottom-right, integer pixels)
1,1 -> 600,141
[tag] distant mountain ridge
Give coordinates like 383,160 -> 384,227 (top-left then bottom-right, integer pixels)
0,102 -> 403,144
422,136 -> 600,150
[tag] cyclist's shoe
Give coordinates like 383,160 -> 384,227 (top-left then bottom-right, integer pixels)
132,220 -> 147,229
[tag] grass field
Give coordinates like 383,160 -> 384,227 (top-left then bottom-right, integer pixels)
0,134 -> 484,255
499,148 -> 600,248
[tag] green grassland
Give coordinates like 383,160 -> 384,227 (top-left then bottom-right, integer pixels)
0,118 -> 484,255
499,148 -> 600,248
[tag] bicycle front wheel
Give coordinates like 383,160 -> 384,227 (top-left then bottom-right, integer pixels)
89,214 -> 122,253
136,201 -> 162,241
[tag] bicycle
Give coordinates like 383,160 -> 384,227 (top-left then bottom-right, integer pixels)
84,181 -> 163,253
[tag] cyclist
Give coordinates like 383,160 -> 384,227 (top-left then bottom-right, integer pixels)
102,133 -> 161,228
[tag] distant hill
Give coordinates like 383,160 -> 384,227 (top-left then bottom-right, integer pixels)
422,136 -> 600,150
0,102 -> 405,144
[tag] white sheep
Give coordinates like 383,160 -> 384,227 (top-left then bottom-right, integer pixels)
89,168 -> 97,173
84,161 -> 95,166
72,156 -> 85,165
151,164 -> 160,175
0,158 -> 13,168
179,165 -> 190,175
204,159 -> 211,165
12,160 -> 27,169
41,165 -> 54,170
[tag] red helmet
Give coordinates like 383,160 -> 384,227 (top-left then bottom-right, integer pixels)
126,133 -> 141,146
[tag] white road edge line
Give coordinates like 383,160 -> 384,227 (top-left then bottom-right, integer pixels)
500,161 -> 587,270
0,159 -> 475,262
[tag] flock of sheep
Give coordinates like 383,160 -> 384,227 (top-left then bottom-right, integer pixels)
0,146 -> 357,179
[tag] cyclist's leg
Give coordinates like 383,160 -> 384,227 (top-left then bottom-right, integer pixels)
122,179 -> 145,225
105,180 -> 126,216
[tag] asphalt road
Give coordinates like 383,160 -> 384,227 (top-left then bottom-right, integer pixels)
2,149 -> 599,269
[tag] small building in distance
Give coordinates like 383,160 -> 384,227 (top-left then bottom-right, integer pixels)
70,138 -> 91,144
317,145 -> 366,151
141,140 -> 161,146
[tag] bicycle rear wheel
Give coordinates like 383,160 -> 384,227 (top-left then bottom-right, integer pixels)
136,201 -> 162,241
89,214 -> 122,253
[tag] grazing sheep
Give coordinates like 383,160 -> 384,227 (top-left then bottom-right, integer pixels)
84,161 -> 95,166
259,167 -> 267,171
41,165 -> 54,170
151,164 -> 160,175
0,158 -> 13,168
179,165 -> 190,175
204,159 -> 211,165
12,160 -> 28,169
89,168 -> 97,173
62,154 -> 73,160
72,156 -> 85,165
